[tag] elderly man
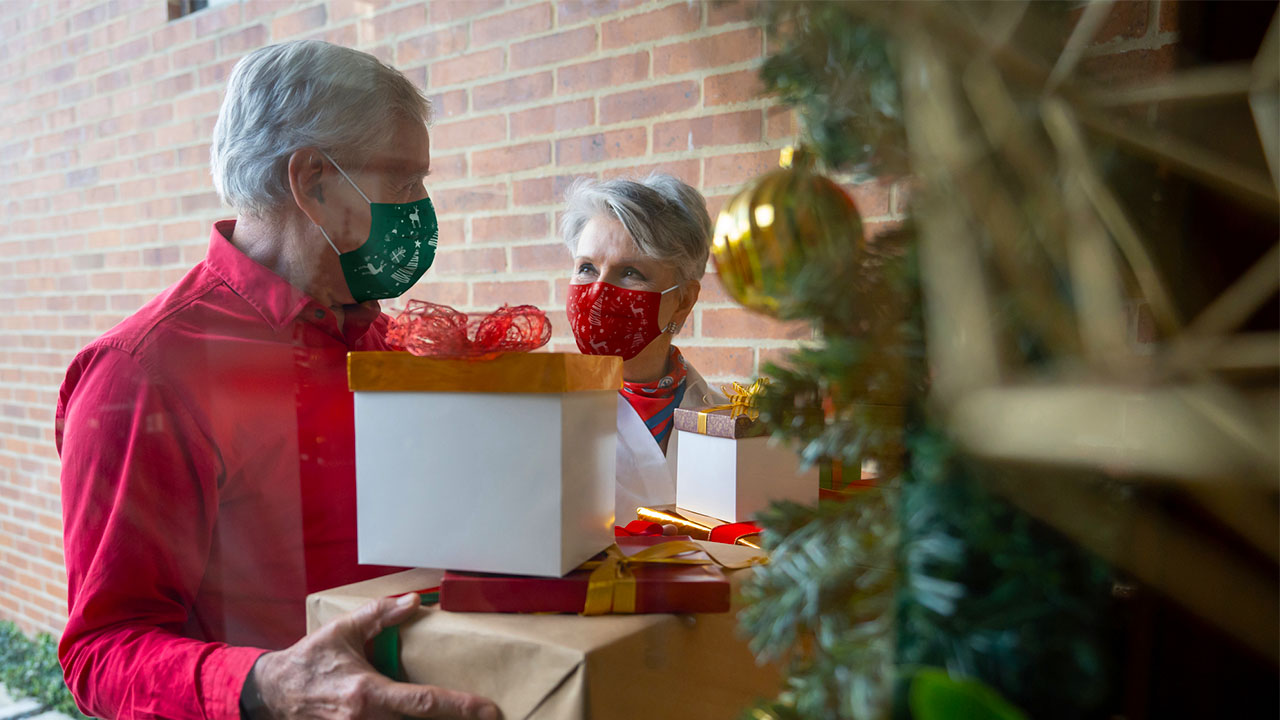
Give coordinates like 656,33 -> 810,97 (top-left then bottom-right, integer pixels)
55,41 -> 498,720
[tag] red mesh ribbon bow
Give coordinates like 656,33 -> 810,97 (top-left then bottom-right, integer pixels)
387,299 -> 552,359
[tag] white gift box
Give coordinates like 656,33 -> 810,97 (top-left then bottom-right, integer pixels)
674,408 -> 817,522
349,351 -> 621,577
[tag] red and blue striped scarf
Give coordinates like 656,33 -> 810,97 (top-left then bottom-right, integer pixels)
620,346 -> 689,446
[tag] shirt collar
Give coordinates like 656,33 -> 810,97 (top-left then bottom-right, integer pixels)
205,220 -> 386,343
205,219 -> 314,331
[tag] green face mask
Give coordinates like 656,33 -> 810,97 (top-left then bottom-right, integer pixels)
316,152 -> 439,303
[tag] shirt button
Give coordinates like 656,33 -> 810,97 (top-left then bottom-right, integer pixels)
314,309 -> 325,319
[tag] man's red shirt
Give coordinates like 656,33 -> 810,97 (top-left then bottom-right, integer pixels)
56,220 -> 402,719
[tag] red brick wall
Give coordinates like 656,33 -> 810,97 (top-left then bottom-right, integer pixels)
0,0 -> 909,635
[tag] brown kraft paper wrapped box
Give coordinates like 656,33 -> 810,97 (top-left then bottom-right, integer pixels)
306,541 -> 781,720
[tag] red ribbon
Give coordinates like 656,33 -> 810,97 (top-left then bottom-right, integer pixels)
387,300 -> 552,359
614,520 -> 665,537
708,522 -> 761,545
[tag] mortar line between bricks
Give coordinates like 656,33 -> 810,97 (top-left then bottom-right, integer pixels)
1081,30 -> 1180,56
462,22 -> 766,59
416,57 -> 767,95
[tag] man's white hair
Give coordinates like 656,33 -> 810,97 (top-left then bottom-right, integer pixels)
560,174 -> 713,283
211,40 -> 431,216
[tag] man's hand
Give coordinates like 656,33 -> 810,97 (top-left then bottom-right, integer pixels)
247,593 -> 500,719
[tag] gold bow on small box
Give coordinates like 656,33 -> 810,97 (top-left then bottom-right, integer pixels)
695,378 -> 770,435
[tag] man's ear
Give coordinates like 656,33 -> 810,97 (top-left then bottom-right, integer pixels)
287,149 -> 328,227
670,279 -> 701,329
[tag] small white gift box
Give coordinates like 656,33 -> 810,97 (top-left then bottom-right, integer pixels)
349,351 -> 621,577
673,407 -> 818,522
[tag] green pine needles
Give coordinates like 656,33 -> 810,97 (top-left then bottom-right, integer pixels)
740,493 -> 899,720
737,3 -> 1118,719
758,1 -> 908,177
894,431 -> 1117,720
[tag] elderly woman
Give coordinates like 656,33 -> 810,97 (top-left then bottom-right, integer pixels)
561,175 -> 725,524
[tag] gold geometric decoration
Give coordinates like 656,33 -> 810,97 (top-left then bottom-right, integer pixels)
856,0 -> 1279,661
1251,12 -> 1280,192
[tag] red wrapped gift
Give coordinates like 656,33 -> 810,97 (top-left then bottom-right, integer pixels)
440,536 -> 731,614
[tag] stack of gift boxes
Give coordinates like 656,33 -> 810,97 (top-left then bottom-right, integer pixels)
308,350 -> 838,718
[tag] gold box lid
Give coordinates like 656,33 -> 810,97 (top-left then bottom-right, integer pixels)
348,351 -> 622,394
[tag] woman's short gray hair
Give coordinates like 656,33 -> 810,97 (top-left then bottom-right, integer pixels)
560,174 -> 713,283
211,40 -> 431,216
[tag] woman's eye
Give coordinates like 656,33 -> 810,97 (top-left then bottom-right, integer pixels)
624,268 -> 645,280
577,264 -> 596,274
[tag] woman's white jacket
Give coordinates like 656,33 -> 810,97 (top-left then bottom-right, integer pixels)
613,360 -> 726,526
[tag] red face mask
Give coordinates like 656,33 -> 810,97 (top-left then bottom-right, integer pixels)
567,281 -> 680,360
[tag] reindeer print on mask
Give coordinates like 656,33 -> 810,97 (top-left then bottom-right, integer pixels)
566,281 -> 680,361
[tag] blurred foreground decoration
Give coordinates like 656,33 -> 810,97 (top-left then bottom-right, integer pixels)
736,0 -> 1279,718
882,0 -> 1279,662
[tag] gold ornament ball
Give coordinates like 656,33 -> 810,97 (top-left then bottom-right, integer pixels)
711,147 -> 864,317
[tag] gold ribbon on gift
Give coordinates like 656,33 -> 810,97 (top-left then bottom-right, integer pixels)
580,540 -> 765,616
694,378 -> 771,434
